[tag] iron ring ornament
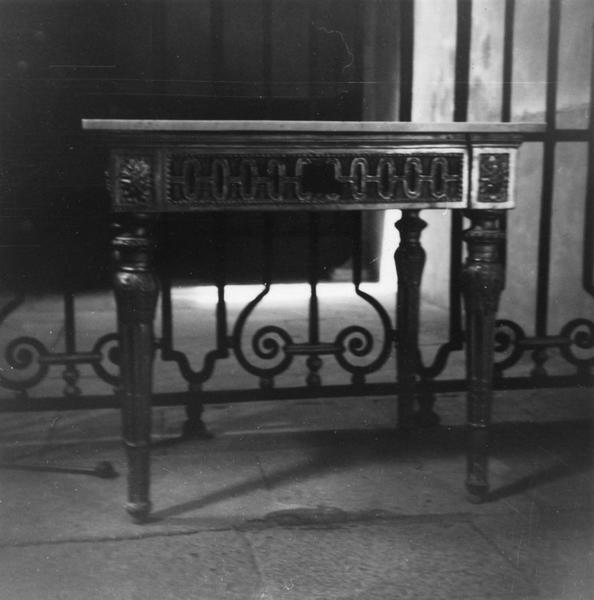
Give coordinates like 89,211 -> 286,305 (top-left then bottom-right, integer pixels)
559,319 -> 594,368
494,319 -> 526,372
91,333 -> 121,386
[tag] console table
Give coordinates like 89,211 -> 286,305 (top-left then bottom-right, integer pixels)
83,119 -> 542,523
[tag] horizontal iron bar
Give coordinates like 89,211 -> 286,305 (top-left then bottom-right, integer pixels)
38,352 -> 102,366
285,342 -> 340,356
518,336 -> 570,349
522,129 -> 590,142
1,375 -> 590,412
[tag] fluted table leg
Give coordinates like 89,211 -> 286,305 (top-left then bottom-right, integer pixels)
395,210 -> 434,430
461,210 -> 505,502
112,214 -> 159,523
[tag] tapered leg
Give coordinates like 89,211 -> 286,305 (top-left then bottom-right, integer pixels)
461,210 -> 505,502
112,214 -> 159,523
395,210 -> 438,429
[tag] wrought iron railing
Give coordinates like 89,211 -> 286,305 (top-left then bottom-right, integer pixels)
1,0 -> 592,412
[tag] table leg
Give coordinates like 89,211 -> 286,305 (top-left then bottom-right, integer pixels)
112,214 -> 159,523
395,210 -> 435,429
461,210 -> 505,502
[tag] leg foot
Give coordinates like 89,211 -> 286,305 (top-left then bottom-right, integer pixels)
466,487 -> 488,504
126,501 -> 152,524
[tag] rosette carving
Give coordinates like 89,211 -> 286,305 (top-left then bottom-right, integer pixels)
118,158 -> 152,205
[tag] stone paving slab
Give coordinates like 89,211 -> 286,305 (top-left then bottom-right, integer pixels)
245,520 -> 539,600
0,530 -> 261,600
0,519 -> 542,600
1,421 -> 590,548
473,510 -> 593,600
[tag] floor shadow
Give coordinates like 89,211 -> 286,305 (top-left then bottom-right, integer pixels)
485,457 -> 592,502
149,420 -> 592,521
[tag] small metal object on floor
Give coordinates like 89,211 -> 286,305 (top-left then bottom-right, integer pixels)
0,460 -> 118,479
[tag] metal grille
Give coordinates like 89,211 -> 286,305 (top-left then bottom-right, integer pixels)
0,0 -> 592,411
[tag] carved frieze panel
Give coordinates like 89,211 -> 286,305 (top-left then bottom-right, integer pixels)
163,151 -> 467,209
108,146 -> 518,212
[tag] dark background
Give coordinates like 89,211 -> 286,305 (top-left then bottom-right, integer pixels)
0,0 -> 387,291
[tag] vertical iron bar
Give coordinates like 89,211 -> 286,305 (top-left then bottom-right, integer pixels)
62,290 -> 80,396
64,291 -> 76,355
257,213 -> 275,389
159,224 -> 173,351
454,0 -> 472,123
500,0 -> 516,274
450,0 -> 473,341
308,213 -> 320,346
535,0 -> 560,337
352,212 -> 363,289
262,214 -> 274,285
215,215 -> 228,350
583,21 -> 594,297
399,0 -> 414,122
501,0 -> 515,123
307,213 -> 322,386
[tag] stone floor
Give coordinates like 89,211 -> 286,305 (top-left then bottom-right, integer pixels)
0,286 -> 592,599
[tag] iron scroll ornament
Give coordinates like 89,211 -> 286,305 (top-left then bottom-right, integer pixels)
492,318 -> 594,375
0,337 -> 49,391
231,283 -> 393,387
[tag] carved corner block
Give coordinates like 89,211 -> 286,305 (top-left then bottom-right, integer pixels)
469,147 -> 517,210
110,153 -> 157,211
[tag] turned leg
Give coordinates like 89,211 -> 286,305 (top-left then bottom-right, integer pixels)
461,210 -> 505,502
112,214 -> 159,523
395,210 -> 438,429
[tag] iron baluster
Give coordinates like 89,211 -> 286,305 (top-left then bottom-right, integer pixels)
62,291 -> 81,397
306,213 -> 322,387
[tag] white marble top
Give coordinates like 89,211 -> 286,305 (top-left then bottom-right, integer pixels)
82,119 -> 546,134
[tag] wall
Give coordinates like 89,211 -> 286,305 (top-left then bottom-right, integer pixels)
396,0 -> 593,343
